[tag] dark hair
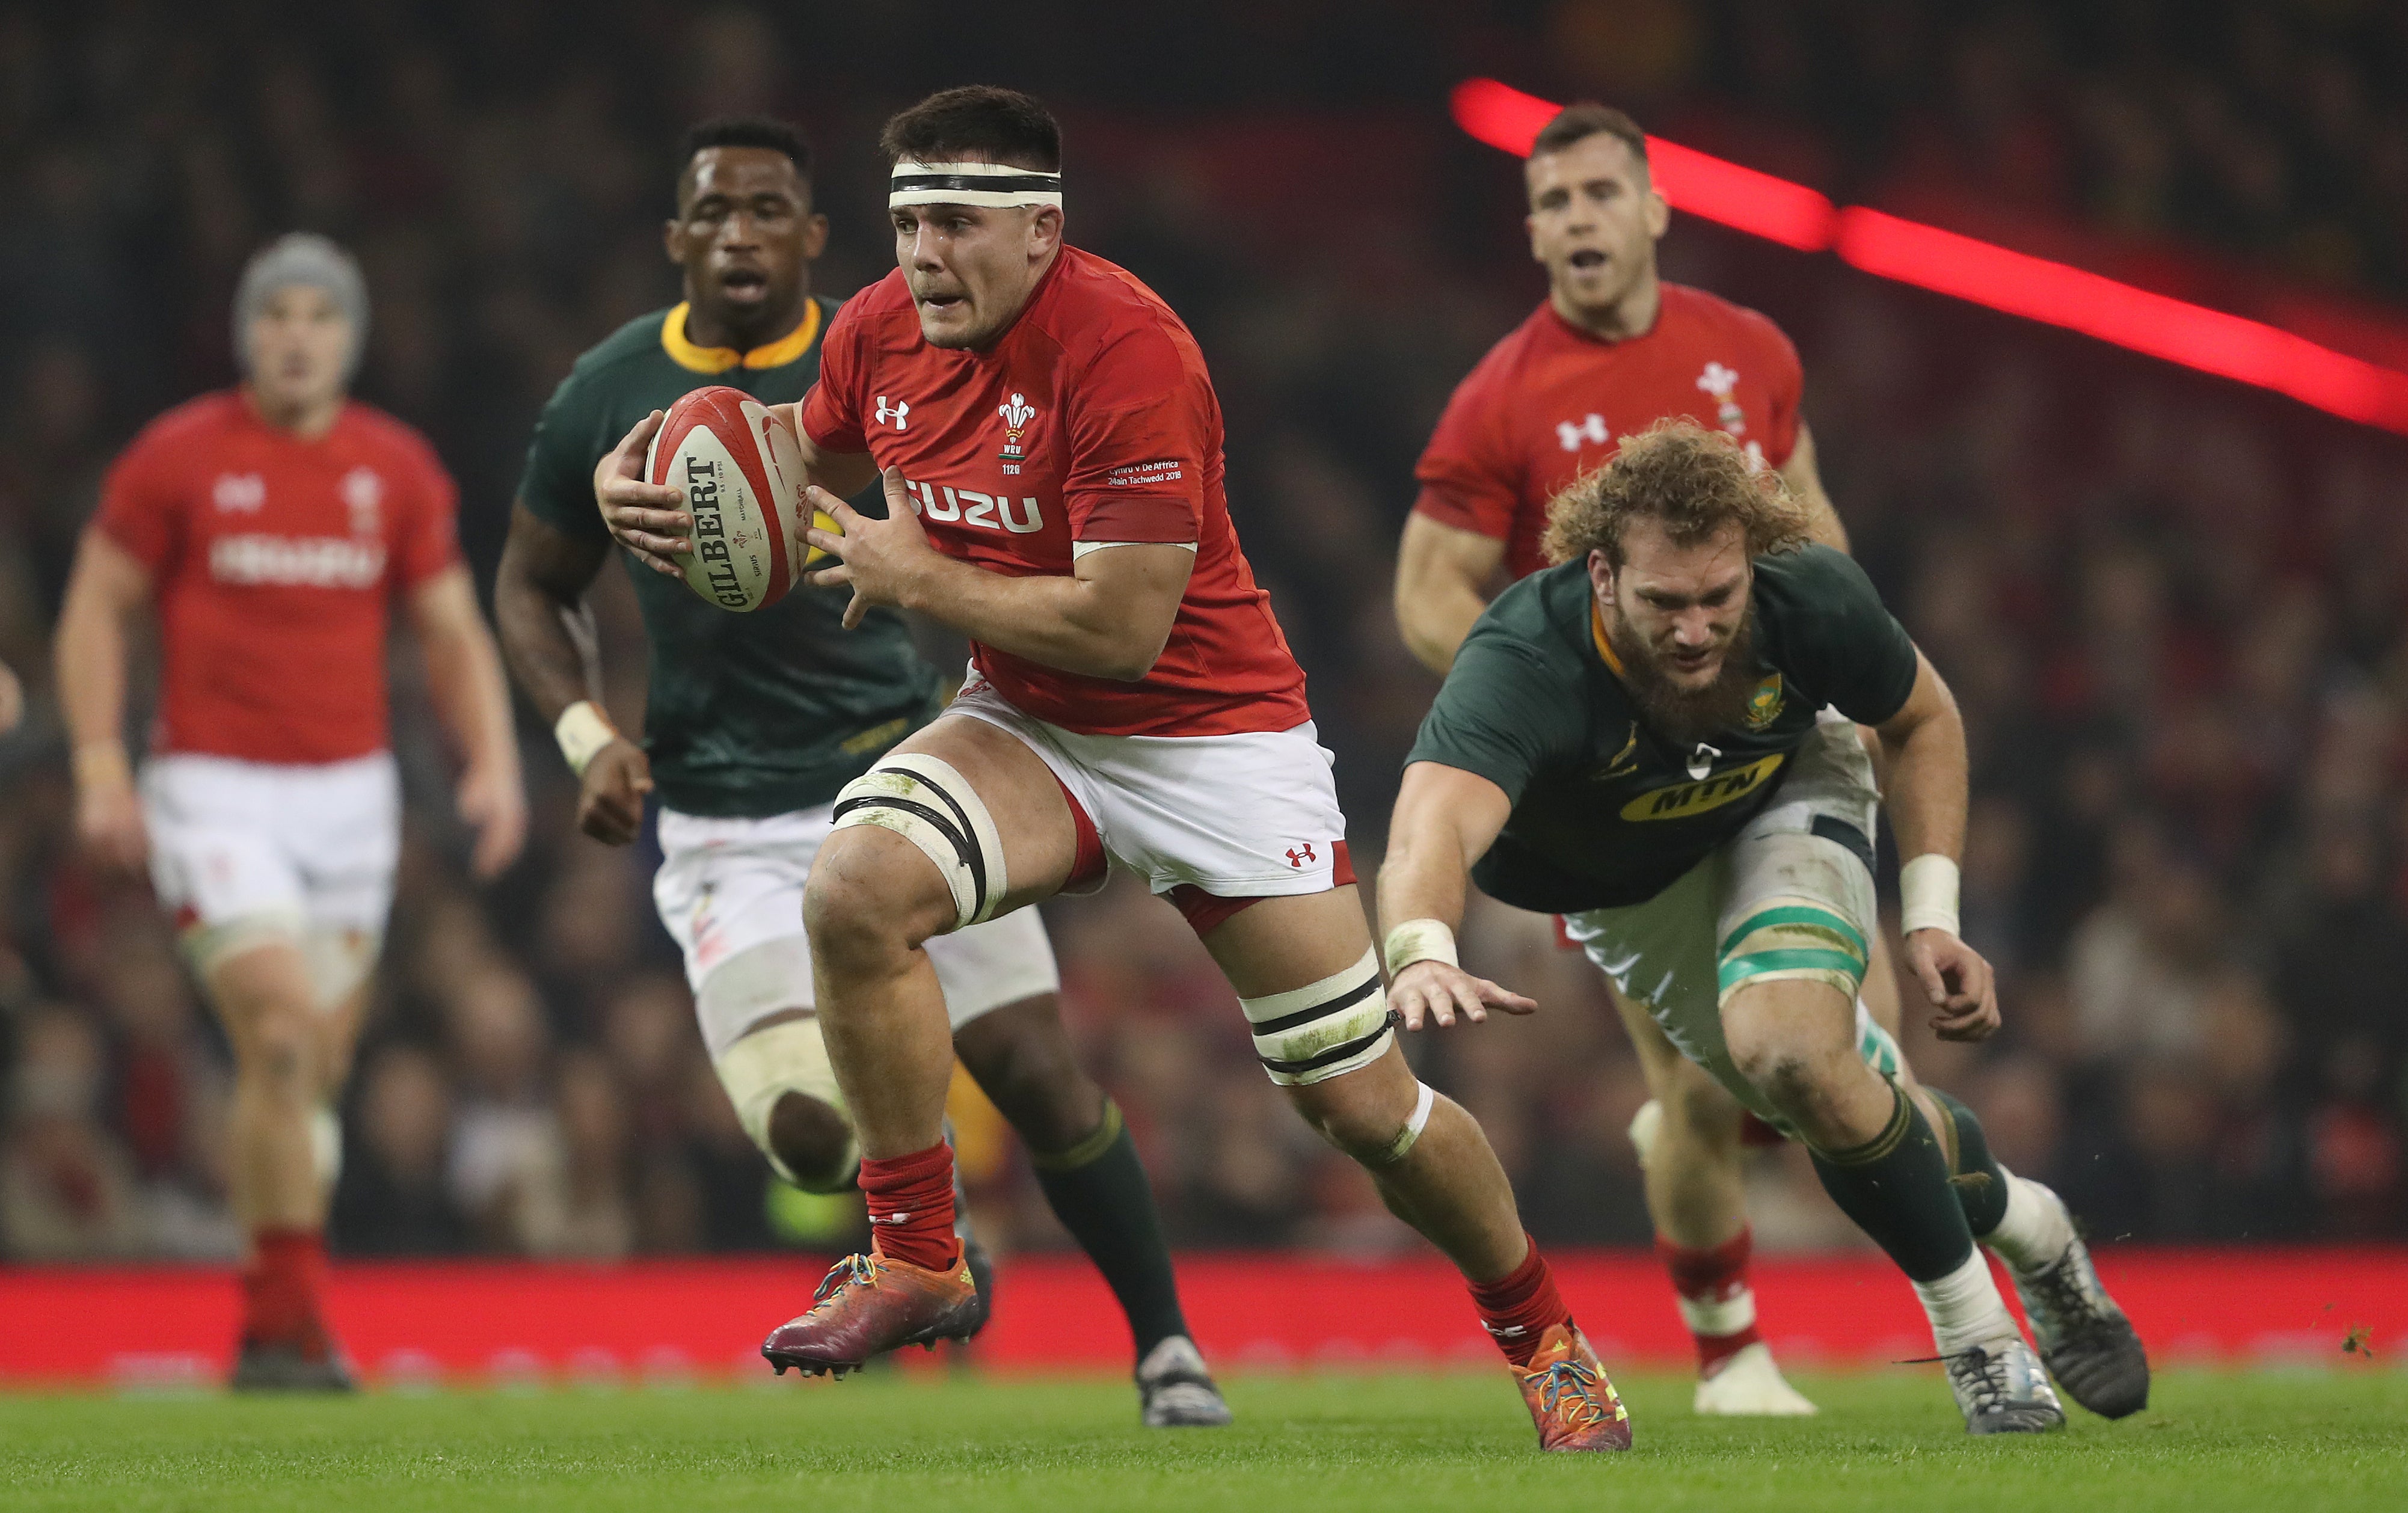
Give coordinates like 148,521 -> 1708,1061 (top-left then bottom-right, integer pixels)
878,85 -> 1061,172
680,115 -> 813,178
1531,102 -> 1648,167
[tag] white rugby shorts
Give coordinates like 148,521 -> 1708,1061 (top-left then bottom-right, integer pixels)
1561,711 -> 1905,1133
654,802 -> 1062,1058
945,675 -> 1351,904
140,750 -> 401,939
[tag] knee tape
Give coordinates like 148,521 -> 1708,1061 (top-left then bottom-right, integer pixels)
1717,900 -> 1869,1007
1240,947 -> 1397,1086
1369,1080 -> 1438,1166
711,1016 -> 857,1191
311,1105 -> 343,1191
831,753 -> 1008,931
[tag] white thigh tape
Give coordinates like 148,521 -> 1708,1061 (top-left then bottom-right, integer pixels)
301,925 -> 381,1010
180,910 -> 307,982
1241,947 -> 1397,1086
830,753 -> 1009,930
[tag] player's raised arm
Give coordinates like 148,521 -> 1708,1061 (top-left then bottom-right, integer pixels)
1376,761 -> 1536,1030
55,527 -> 155,874
804,468 -> 1191,679
407,565 -> 527,878
1393,514 -> 1508,674
1870,648 -> 1995,1041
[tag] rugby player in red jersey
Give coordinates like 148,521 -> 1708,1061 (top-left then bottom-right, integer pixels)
595,87 -> 1629,1452
497,117 -> 1229,1427
1395,103 -> 1900,1415
55,235 -> 525,1390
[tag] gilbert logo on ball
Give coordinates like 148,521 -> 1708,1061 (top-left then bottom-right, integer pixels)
643,386 -> 839,612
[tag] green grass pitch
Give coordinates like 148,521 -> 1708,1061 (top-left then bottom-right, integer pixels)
4,1368 -> 2402,1512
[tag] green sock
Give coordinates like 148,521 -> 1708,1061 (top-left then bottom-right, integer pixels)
1923,1087 -> 2011,1238
1807,1082 -> 1978,1283
1030,1101 -> 1191,1362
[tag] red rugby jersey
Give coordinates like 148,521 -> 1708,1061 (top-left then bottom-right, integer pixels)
802,246 -> 1309,737
1413,283 -> 1803,580
96,392 -> 461,763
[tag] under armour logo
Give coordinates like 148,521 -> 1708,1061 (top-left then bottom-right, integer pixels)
874,396 -> 909,430
1556,413 -> 1609,452
1285,842 -> 1318,868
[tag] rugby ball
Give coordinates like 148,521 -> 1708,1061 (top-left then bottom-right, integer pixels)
643,387 -> 839,612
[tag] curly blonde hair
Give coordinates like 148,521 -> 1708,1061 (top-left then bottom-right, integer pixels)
1540,419 -> 1813,569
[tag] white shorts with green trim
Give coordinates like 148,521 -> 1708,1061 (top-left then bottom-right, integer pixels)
654,802 -> 1061,1058
1561,711 -> 1903,1133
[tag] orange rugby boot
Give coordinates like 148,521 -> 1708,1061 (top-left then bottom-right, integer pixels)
1512,1324 -> 1634,1452
761,1250 -> 982,1378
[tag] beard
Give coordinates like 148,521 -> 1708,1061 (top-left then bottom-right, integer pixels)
1603,604 -> 1763,749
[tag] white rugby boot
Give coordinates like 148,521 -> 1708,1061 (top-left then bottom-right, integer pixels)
1135,1334 -> 1233,1427
1940,1337 -> 2065,1435
1694,1340 -> 1819,1415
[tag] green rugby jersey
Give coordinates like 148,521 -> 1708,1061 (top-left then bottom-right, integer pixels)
1407,545 -> 1918,913
517,299 -> 939,818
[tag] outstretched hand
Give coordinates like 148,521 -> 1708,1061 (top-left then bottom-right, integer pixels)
1903,928 -> 2000,1042
592,410 -> 690,578
1387,959 -> 1537,1031
803,467 -> 939,630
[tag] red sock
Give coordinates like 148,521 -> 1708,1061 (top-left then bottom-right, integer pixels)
1660,1227 -> 1764,1376
858,1143 -> 962,1274
241,1227 -> 328,1355
1468,1235 -> 1573,1367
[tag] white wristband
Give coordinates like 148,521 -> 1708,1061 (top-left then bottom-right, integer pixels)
1899,853 -> 1962,938
1383,918 -> 1460,977
553,701 -> 621,778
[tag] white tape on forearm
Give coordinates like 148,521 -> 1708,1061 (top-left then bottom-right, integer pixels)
1382,918 -> 1460,977
1899,853 -> 1962,938
553,701 -> 621,778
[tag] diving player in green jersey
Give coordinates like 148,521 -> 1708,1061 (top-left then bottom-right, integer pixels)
1377,420 -> 2149,1435
493,117 -> 1228,1426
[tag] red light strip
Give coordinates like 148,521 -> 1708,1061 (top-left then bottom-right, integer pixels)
1448,78 -> 2408,435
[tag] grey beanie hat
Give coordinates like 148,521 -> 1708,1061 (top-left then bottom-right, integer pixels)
233,232 -> 370,378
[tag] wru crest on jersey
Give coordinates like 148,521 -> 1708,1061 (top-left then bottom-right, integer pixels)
881,390 -> 1048,534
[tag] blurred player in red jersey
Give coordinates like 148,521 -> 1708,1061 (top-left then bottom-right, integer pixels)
1395,104 -> 1910,1416
596,88 -> 1629,1452
55,234 -> 526,1390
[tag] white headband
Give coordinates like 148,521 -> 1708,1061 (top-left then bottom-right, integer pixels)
889,160 -> 1063,209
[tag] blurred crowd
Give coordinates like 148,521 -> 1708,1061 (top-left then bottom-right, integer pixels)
2,1 -> 2403,1266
